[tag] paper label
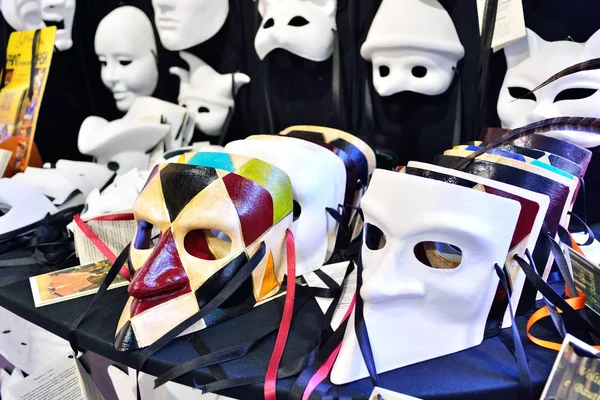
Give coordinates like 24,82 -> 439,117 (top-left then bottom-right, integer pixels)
303,261 -> 356,330
570,247 -> 600,317
8,353 -> 104,400
0,148 -> 11,176
73,219 -> 136,265
370,387 -> 422,400
476,0 -> 526,52
572,233 -> 600,266
541,334 -> 600,400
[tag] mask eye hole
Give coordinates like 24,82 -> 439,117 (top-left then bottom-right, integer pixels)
508,87 -> 536,101
411,66 -> 427,78
379,65 -> 390,78
293,200 -> 301,221
197,106 -> 210,113
263,18 -> 275,28
133,220 -> 161,250
553,88 -> 597,102
414,241 -> 462,269
288,16 -> 309,27
364,223 -> 386,250
119,60 -> 132,67
184,229 -> 232,260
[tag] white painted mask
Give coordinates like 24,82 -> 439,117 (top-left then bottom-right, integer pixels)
95,6 -> 159,112
361,0 -> 464,96
498,28 -> 600,148
0,178 -> 56,236
331,170 -> 520,384
254,0 -> 337,62
170,52 -> 250,137
152,0 -> 229,51
225,137 -> 346,275
41,0 -> 75,51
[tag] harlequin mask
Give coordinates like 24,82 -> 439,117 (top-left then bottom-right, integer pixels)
508,134 -> 592,173
361,0 -> 464,96
330,170 -> 520,384
115,153 -> 293,350
404,161 -> 549,329
254,0 -> 337,62
225,137 -> 346,275
498,28 -> 600,148
170,52 -> 250,137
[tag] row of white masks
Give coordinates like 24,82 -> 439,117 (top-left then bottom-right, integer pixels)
1,0 -> 75,50
331,170 -> 520,384
498,28 -> 600,149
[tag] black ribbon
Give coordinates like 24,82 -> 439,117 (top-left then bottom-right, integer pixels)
565,212 -> 595,247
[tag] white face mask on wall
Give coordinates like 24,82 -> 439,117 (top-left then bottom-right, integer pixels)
152,0 -> 229,51
361,0 -> 464,96
498,28 -> 600,148
94,6 -> 159,112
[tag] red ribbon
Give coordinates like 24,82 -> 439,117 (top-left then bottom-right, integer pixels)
264,229 -> 297,400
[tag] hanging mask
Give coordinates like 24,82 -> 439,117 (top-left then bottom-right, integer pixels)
254,0 -> 337,62
508,134 -> 592,174
403,161 -> 549,329
41,0 -> 75,51
95,6 -> 159,112
152,0 -> 229,51
115,153 -> 293,350
361,0 -> 464,96
498,28 -> 600,148
225,137 -> 346,275
330,170 -> 520,384
170,52 -> 250,137
0,178 -> 56,237
78,112 -> 170,175
1,0 -> 44,32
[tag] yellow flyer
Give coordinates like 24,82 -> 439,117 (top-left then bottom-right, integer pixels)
0,27 -> 56,172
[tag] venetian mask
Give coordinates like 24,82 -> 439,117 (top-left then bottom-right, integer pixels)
330,170 -> 520,384
0,178 -> 56,237
170,52 -> 250,137
498,28 -> 600,148
115,152 -> 293,350
255,0 -> 337,62
95,6 -> 158,112
225,137 -> 346,275
508,134 -> 592,173
361,0 -> 464,96
152,0 -> 229,51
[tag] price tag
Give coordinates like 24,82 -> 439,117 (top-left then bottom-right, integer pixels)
476,0 -> 526,52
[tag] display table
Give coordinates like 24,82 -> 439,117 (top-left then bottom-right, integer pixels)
0,262 -> 561,399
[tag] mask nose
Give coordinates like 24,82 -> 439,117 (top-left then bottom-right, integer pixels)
526,102 -> 554,125
129,228 -> 190,298
103,62 -> 119,87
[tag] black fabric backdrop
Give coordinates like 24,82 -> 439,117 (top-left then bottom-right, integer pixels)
1,0 -> 599,221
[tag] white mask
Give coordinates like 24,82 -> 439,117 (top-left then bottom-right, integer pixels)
152,0 -> 229,51
225,137 -> 346,275
1,0 -> 44,32
405,161 -> 549,328
50,160 -> 114,190
95,6 -> 159,112
255,0 -> 337,62
12,167 -> 92,208
78,114 -> 169,174
41,0 -> 75,51
498,28 -> 600,148
0,178 -> 56,236
361,0 -> 464,96
330,170 -> 520,384
170,52 -> 250,137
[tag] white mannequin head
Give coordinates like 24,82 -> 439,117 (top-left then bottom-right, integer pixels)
170,52 -> 250,136
361,0 -> 464,96
152,0 -> 229,51
225,137 -> 346,275
330,170 -> 520,384
498,28 -> 600,148
95,6 -> 159,112
255,0 -> 337,62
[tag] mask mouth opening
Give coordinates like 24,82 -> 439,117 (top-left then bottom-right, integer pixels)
43,19 -> 65,30
184,229 -> 232,260
414,241 -> 462,269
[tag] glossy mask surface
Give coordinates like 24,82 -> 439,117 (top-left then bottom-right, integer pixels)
225,138 -> 346,275
330,170 -> 520,384
498,28 -> 600,148
95,6 -> 158,112
116,153 -> 293,350
255,0 -> 337,62
152,0 -> 229,51
170,52 -> 250,137
508,134 -> 592,173
361,0 -> 464,96
0,178 -> 56,236
404,161 -> 549,328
